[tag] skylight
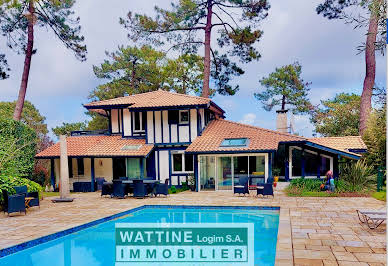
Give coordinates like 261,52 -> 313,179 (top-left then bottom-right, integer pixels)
220,138 -> 248,147
121,144 -> 141,151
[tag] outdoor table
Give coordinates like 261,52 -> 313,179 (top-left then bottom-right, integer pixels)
25,197 -> 34,208
122,180 -> 159,196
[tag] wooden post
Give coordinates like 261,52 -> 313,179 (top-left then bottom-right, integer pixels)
317,153 -> 321,179
284,144 -> 289,181
50,158 -> 55,190
90,158 -> 95,192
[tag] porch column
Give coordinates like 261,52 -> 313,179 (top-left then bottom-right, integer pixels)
301,148 -> 305,178
194,155 -> 199,192
317,152 -> 321,179
333,155 -> 340,179
140,158 -> 144,179
50,158 -> 55,189
91,158 -> 95,192
268,152 -> 273,180
284,144 -> 290,181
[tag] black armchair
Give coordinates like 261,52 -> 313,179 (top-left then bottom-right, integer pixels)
101,182 -> 113,197
233,177 -> 249,196
112,180 -> 126,198
257,183 -> 274,198
2,190 -> 26,215
14,185 -> 39,208
133,180 -> 147,198
96,178 -> 106,191
155,180 -> 169,197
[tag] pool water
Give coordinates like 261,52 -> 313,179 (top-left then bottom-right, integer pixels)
0,206 -> 279,266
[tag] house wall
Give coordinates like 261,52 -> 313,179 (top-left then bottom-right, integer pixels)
53,158 -> 113,190
111,109 -> 121,134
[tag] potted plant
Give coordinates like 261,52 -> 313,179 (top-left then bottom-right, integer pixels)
272,168 -> 281,187
188,174 -> 196,191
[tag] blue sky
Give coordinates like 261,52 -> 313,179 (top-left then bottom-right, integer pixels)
1,0 -> 386,139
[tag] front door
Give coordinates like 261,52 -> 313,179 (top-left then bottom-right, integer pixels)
113,158 -> 126,179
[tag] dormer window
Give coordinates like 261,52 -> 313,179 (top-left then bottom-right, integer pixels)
220,138 -> 249,147
179,110 -> 189,124
134,112 -> 146,132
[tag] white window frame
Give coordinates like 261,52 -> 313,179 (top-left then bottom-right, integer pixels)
133,112 -> 145,132
171,151 -> 194,174
179,110 -> 189,124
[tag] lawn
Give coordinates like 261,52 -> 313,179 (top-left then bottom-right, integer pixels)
372,191 -> 386,201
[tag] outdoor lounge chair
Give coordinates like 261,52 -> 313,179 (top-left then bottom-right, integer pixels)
95,178 -> 106,191
101,182 -> 113,197
14,185 -> 39,208
155,179 -> 169,197
257,183 -> 274,198
112,180 -> 126,198
234,177 -> 249,196
133,180 -> 147,198
357,209 -> 386,229
2,190 -> 26,215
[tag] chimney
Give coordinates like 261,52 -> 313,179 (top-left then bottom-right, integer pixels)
276,109 -> 288,133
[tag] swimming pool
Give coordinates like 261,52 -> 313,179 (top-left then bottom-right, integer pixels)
0,205 -> 279,265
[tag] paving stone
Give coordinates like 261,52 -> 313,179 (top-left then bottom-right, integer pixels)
333,251 -> 358,261
353,253 -> 386,263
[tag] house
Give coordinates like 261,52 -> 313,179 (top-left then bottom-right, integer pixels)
35,90 -> 367,192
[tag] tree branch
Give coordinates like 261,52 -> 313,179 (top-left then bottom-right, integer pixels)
165,41 -> 204,53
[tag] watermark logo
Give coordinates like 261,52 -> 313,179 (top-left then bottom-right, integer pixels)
115,223 -> 254,265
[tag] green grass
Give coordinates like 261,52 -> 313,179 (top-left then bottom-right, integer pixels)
372,191 -> 386,201
41,191 -> 59,198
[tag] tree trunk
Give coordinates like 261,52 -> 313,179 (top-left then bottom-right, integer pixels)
13,1 -> 35,121
359,11 -> 378,136
201,0 -> 212,98
281,94 -> 286,110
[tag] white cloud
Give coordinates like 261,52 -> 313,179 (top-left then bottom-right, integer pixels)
239,113 -> 257,125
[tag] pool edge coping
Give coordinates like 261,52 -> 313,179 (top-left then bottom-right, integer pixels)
0,205 -> 280,258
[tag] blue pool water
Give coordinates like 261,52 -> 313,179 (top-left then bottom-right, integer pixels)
0,206 -> 279,266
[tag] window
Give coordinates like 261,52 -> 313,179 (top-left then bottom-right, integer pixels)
179,110 -> 189,124
172,152 -> 194,173
77,158 -> 84,176
220,138 -> 248,147
121,145 -> 141,151
134,112 -> 146,132
168,110 -> 179,124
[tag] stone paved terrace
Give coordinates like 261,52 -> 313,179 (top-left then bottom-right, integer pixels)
0,186 -> 386,265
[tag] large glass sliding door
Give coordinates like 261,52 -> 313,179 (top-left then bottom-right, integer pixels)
198,154 -> 267,191
217,157 -> 232,190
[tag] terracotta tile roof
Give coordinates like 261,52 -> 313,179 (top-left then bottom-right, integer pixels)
84,90 -> 223,112
35,135 -> 154,158
186,119 -> 304,153
308,136 -> 367,152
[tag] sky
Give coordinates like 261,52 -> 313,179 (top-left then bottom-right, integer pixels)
0,0 -> 386,139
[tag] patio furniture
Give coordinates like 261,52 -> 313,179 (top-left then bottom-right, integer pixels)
73,182 -> 95,192
112,180 -> 126,198
155,179 -> 169,197
95,178 -> 106,191
257,183 -> 274,198
357,209 -> 386,229
234,177 -> 249,196
133,180 -> 147,198
119,177 -> 129,181
2,190 -> 26,215
101,182 -> 113,197
14,185 -> 40,208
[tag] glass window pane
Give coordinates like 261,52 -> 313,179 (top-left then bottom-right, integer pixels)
217,157 -> 232,190
233,156 -> 248,185
305,151 -> 317,176
249,156 -> 265,185
200,156 -> 215,190
185,154 -> 194,172
320,156 -> 331,176
77,158 -> 84,175
220,138 -> 247,147
126,158 -> 140,178
134,112 -> 140,130
292,149 -> 302,177
173,154 -> 183,172
180,111 -> 189,123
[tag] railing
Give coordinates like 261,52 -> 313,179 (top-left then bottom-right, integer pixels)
71,130 -> 110,136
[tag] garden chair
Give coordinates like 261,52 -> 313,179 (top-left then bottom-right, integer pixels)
112,180 -> 126,198
101,182 -> 113,197
14,185 -> 39,208
233,176 -> 249,196
257,183 -> 274,198
95,178 -> 106,191
133,180 -> 147,198
357,208 -> 386,229
155,179 -> 169,197
2,190 -> 26,216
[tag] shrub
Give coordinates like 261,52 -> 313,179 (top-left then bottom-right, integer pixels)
340,161 -> 375,192
0,175 -> 42,206
289,178 -> 322,192
169,185 -> 177,194
181,181 -> 189,191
